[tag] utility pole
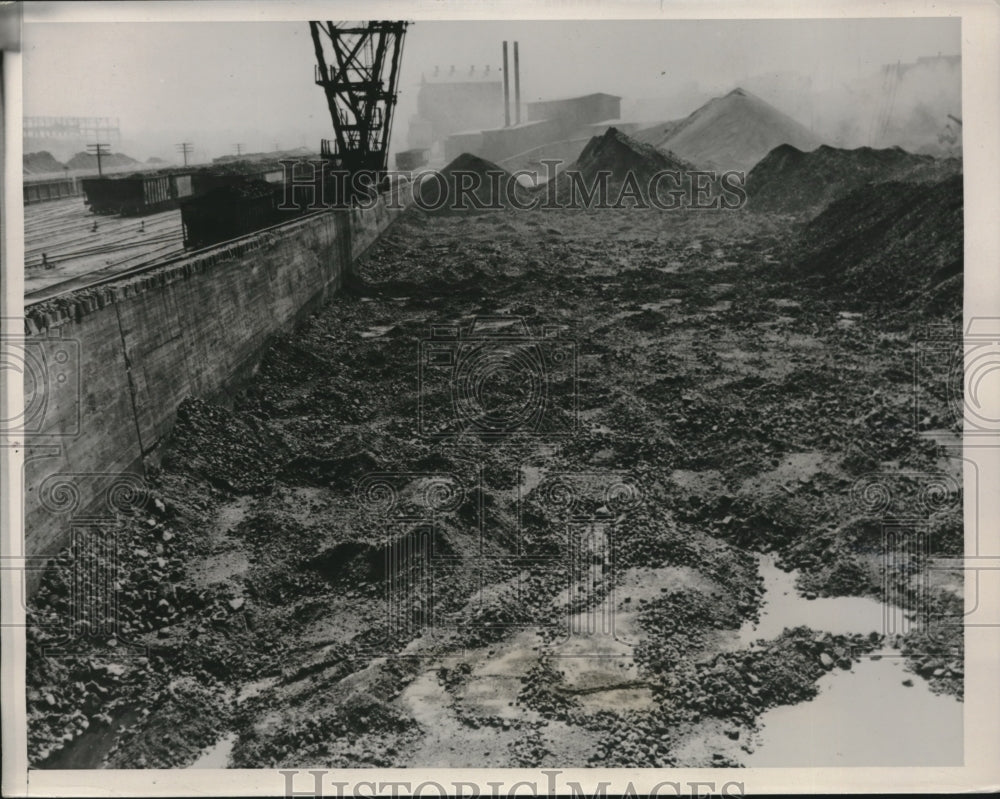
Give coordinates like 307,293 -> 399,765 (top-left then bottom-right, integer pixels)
235,143 -> 244,157
176,142 -> 193,167
86,143 -> 111,177
514,41 -> 521,125
502,41 -> 510,127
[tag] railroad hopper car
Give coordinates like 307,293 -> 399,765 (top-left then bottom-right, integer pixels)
24,177 -> 82,205
180,179 -> 310,249
188,168 -> 284,196
82,173 -> 193,216
81,167 -> 283,217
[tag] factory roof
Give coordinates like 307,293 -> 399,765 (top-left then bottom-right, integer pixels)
526,92 -> 622,106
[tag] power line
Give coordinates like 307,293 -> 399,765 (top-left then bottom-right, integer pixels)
86,143 -> 111,177
176,142 -> 194,167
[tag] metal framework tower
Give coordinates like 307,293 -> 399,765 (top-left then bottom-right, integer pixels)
310,21 -> 408,175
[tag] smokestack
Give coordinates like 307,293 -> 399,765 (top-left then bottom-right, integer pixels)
502,41 -> 511,127
514,42 -> 521,124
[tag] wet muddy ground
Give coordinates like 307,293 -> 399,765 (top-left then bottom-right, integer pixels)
27,204 -> 963,768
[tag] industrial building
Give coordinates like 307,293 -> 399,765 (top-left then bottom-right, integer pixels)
23,116 -> 122,162
408,68 -> 505,150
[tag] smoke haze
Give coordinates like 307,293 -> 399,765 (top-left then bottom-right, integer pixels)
22,17 -> 960,163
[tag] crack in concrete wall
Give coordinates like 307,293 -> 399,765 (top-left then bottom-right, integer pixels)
23,187 -> 409,594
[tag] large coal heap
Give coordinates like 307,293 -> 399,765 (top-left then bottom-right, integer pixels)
416,152 -> 529,213
572,126 -> 694,183
634,87 -> 821,173
746,143 -> 962,215
65,151 -> 141,170
783,173 -> 963,312
543,128 -> 733,208
23,151 -> 67,175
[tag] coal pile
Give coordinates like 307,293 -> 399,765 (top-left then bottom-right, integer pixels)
550,127 -> 701,206
572,127 -> 693,183
23,151 -> 67,175
746,143 -> 961,215
164,397 -> 284,492
65,151 -> 141,170
416,152 -> 530,213
212,146 -> 316,165
180,178 -> 300,248
634,88 -> 821,172
782,174 -> 962,311
192,159 -> 293,178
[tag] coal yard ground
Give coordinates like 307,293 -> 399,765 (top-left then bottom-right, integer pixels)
26,135 -> 964,769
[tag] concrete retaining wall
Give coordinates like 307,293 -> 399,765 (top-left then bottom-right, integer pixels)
23,190 -> 407,588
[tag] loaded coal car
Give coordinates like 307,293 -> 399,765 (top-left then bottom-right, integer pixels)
81,176 -> 138,214
81,172 -> 194,216
179,175 -> 317,249
24,176 -> 80,205
189,165 -> 286,196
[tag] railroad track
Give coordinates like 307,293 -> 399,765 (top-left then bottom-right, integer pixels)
25,210 -> 330,307
25,201 -> 182,267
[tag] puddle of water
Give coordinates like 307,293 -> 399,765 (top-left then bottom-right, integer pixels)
556,604 -> 654,712
746,653 -> 962,766
237,676 -> 278,704
188,732 -> 236,769
739,555 -> 886,645
456,629 -> 546,720
360,325 -> 394,339
742,553 -> 962,767
772,298 -> 801,310
836,311 -> 863,329
640,299 -> 681,312
521,464 -> 545,495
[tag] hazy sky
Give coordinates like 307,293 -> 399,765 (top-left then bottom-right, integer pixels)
22,17 -> 960,161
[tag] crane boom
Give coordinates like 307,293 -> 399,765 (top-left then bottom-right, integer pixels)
309,21 -> 408,176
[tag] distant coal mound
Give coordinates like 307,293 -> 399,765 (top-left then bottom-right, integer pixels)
786,174 -> 962,312
747,143 -> 962,215
23,151 -> 66,175
634,88 -> 821,172
548,127 -> 710,207
213,147 -> 316,164
571,126 -> 694,184
65,151 -> 141,170
415,152 -> 529,213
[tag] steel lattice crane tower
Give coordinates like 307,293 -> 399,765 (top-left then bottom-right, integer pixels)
309,20 -> 408,176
